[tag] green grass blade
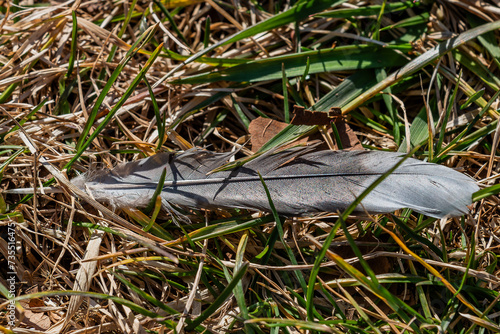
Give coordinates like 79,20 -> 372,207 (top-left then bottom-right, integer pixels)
317,1 -> 417,19
370,0 -> 386,41
143,167 -> 166,215
231,95 -> 250,128
66,11 -> 78,78
143,76 -> 165,151
168,214 -> 274,244
185,262 -> 249,331
375,68 -> 400,145
472,184 -> 500,202
246,318 -> 336,332
391,215 -> 443,258
453,49 -> 500,91
153,0 -> 188,45
330,122 -> 343,150
311,70 -> 378,111
300,56 -> 311,83
339,217 -> 379,283
76,24 -> 157,151
67,41 -> 163,169
7,97 -> 48,136
436,71 -> 461,154
102,0 -> 139,67
124,207 -> 172,239
282,63 -> 290,123
0,148 -> 24,186
397,103 -> 434,153
379,12 -> 430,32
112,271 -> 182,317
460,88 -> 485,110
203,15 -> 211,48
234,233 -> 253,333
257,124 -> 316,153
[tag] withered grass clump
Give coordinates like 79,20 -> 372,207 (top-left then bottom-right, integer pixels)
0,1 -> 499,333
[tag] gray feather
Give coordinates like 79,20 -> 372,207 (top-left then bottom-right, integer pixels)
72,148 -> 479,218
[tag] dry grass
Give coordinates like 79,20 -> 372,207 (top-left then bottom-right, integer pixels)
1,0 -> 500,333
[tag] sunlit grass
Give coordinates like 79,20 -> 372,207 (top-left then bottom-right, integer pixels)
1,1 -> 499,333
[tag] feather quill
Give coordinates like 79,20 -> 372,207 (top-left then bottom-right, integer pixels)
72,148 -> 479,218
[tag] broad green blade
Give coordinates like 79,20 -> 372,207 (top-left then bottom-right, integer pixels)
174,45 -> 410,84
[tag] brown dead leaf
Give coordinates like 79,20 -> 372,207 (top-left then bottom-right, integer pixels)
248,117 -> 288,151
19,300 -> 52,331
248,116 -> 363,151
28,298 -> 45,308
248,117 -> 329,152
290,105 -> 341,125
333,119 -> 364,151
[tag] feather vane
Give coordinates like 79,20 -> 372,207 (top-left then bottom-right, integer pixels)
72,148 -> 479,218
